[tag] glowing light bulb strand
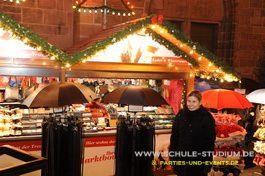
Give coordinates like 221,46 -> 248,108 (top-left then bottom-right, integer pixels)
2,0 -> 26,3
73,5 -> 135,15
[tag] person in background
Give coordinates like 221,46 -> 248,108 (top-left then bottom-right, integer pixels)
253,104 -> 265,131
169,90 -> 216,176
85,97 -> 108,124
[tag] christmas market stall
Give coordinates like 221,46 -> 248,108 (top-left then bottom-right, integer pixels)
0,12 -> 241,176
62,15 -> 240,175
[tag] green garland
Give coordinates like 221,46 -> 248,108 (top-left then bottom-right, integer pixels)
161,20 -> 240,78
71,17 -> 152,64
146,29 -> 199,67
0,11 -> 240,80
71,15 -> 239,79
0,11 -> 70,66
74,6 -> 133,14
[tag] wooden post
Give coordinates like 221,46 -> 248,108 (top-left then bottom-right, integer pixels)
187,69 -> 195,93
60,68 -> 66,83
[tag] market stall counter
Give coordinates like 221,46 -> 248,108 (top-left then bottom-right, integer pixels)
0,129 -> 172,176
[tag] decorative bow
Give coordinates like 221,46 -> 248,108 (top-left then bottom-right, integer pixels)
151,15 -> 164,25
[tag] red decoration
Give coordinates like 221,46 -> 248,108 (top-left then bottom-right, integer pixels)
151,16 -> 157,24
157,15 -> 164,24
151,15 -> 164,25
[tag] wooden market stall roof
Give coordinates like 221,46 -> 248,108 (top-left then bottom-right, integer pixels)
65,15 -> 240,82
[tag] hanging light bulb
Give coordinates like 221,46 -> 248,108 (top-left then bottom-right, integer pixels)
132,12 -> 135,15
118,13 -> 121,16
83,10 -> 86,13
189,50 -> 194,54
100,9 -> 104,12
95,10 -> 98,13
123,13 -> 126,16
128,13 -> 131,16
112,12 -> 115,15
89,10 -> 92,13
180,44 -> 183,47
51,56 -> 55,60
168,62 -> 173,67
66,63 -> 71,68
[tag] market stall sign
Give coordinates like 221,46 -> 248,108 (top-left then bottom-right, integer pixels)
152,56 -> 190,65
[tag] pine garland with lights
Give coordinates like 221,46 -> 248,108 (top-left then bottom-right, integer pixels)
0,11 -> 240,80
0,11 -> 70,66
71,15 -> 239,80
161,20 -> 240,78
146,28 -> 199,67
71,17 -> 152,64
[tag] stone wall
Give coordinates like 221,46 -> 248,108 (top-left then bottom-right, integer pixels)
0,0 -> 74,49
233,0 -> 265,79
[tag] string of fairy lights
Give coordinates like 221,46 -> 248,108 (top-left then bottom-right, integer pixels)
73,0 -> 136,16
1,0 -> 25,3
0,9 -> 240,83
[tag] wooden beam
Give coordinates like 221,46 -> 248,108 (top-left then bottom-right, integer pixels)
66,70 -> 188,80
71,62 -> 192,73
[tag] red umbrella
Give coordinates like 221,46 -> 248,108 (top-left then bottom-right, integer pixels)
202,89 -> 253,110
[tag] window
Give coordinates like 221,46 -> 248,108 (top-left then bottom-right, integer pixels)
190,22 -> 218,54
168,20 -> 182,31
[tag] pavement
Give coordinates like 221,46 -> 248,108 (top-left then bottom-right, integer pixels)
242,166 -> 263,175
167,166 -> 263,176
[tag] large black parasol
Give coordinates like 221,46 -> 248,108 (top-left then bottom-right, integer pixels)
103,86 -> 168,106
22,82 -> 99,107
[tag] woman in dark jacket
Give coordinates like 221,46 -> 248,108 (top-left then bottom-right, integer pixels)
169,90 -> 216,176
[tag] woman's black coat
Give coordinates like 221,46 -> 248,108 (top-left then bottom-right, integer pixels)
169,106 -> 216,176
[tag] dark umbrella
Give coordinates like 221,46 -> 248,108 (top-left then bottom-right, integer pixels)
22,82 -> 99,107
104,86 -> 165,176
102,86 -> 168,105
